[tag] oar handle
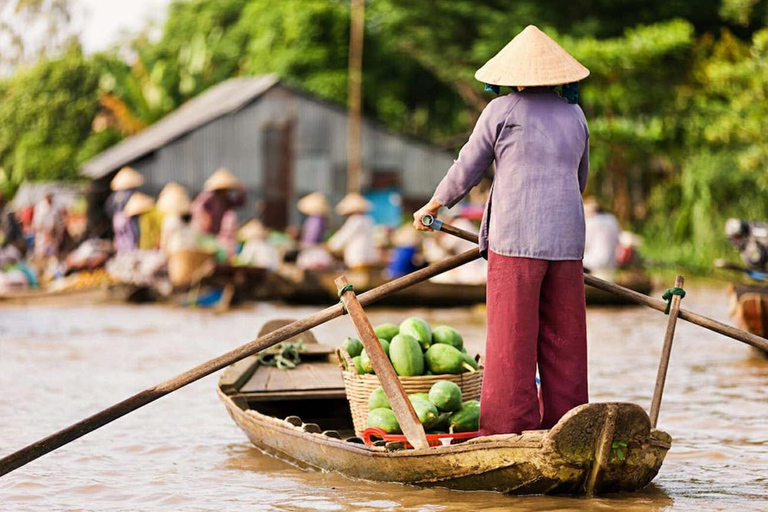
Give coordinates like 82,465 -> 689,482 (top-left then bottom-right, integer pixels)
423,213 -> 768,354
420,214 -> 479,244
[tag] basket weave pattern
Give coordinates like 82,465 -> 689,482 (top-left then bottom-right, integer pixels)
337,349 -> 483,435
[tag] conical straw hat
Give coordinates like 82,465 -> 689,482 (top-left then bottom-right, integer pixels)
157,182 -> 191,214
238,219 -> 267,240
297,192 -> 330,216
123,192 -> 155,217
204,167 -> 241,191
335,192 -> 372,216
110,166 -> 144,191
391,225 -> 422,247
475,25 -> 589,87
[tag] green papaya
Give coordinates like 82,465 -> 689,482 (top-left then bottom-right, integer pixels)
429,380 -> 463,412
360,349 -> 375,374
378,338 -> 391,357
410,398 -> 439,429
449,400 -> 480,433
431,326 -> 464,351
408,392 -> 431,403
389,334 -> 424,376
425,344 -> 468,374
461,352 -> 479,371
352,355 -> 365,374
340,337 -> 363,358
399,318 -> 432,351
366,408 -> 401,434
432,411 -> 452,432
368,387 -> 391,410
374,323 -> 399,342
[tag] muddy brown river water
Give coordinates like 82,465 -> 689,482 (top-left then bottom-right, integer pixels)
0,283 -> 767,511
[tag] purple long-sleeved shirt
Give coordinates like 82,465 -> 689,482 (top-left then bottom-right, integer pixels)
433,88 -> 589,260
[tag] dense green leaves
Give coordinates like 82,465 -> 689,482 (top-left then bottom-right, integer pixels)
1,0 -> 767,267
0,45 -> 101,186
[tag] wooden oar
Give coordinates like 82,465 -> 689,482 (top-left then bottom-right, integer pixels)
649,275 -> 685,427
337,276 -> 429,449
420,214 -> 768,352
0,248 -> 481,477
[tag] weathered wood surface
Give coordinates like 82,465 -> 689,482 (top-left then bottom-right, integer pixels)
219,387 -> 670,495
337,275 -> 429,450
650,276 -> 685,427
0,248 -> 481,477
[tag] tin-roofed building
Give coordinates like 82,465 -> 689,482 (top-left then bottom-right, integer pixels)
81,75 -> 455,229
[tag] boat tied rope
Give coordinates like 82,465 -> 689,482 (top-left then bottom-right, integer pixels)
662,287 -> 686,314
338,283 -> 354,314
257,340 -> 306,370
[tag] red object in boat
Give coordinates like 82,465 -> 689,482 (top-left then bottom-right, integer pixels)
361,427 -> 479,448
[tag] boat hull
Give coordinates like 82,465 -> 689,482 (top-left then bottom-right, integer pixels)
219,389 -> 670,495
728,284 -> 768,356
277,267 -> 653,308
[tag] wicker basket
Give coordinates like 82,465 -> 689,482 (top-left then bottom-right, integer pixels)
167,249 -> 214,287
336,348 -> 483,435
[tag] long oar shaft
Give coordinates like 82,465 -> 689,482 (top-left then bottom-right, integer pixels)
421,215 -> 768,353
0,248 -> 481,477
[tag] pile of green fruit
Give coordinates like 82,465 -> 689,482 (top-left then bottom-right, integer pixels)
339,317 -> 479,377
366,380 -> 480,434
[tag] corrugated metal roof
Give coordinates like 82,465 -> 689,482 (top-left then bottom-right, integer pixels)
81,74 -> 280,179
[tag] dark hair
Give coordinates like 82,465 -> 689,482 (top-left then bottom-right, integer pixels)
483,82 -> 580,104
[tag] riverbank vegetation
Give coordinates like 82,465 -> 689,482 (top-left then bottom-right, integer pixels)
1,0 -> 767,269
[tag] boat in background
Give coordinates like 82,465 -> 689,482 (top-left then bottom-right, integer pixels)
727,284 -> 768,357
276,266 -> 652,307
218,320 -> 671,495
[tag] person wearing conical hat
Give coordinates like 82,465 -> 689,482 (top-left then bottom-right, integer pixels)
237,219 -> 280,270
327,192 -> 378,269
123,192 -> 162,251
106,167 -> 144,254
297,192 -> 330,246
157,183 -> 192,253
412,25 -> 591,436
191,168 -> 246,235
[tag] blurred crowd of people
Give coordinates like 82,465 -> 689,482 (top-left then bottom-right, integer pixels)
0,165 -> 490,296
0,164 -> 642,297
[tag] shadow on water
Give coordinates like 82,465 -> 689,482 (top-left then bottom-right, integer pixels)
223,444 -> 675,512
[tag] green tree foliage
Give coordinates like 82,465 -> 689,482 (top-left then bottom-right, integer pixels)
643,29 -> 768,267
0,0 -> 767,269
0,45 -> 101,184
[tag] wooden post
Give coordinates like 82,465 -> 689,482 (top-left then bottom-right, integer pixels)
649,276 -> 685,428
346,0 -> 364,194
584,404 -> 618,496
336,276 -> 429,450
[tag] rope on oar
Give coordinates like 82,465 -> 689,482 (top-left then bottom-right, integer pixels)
662,287 -> 686,314
337,283 -> 354,314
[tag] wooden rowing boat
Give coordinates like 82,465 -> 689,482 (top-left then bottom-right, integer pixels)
727,284 -> 768,357
218,321 -> 671,495
276,266 -> 652,307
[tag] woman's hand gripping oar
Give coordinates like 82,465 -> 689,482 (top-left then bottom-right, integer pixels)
420,214 -> 768,352
0,247 -> 481,477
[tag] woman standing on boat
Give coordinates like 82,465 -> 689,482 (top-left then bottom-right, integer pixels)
414,25 -> 591,435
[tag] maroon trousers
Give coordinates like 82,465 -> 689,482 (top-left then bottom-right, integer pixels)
479,252 -> 588,435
